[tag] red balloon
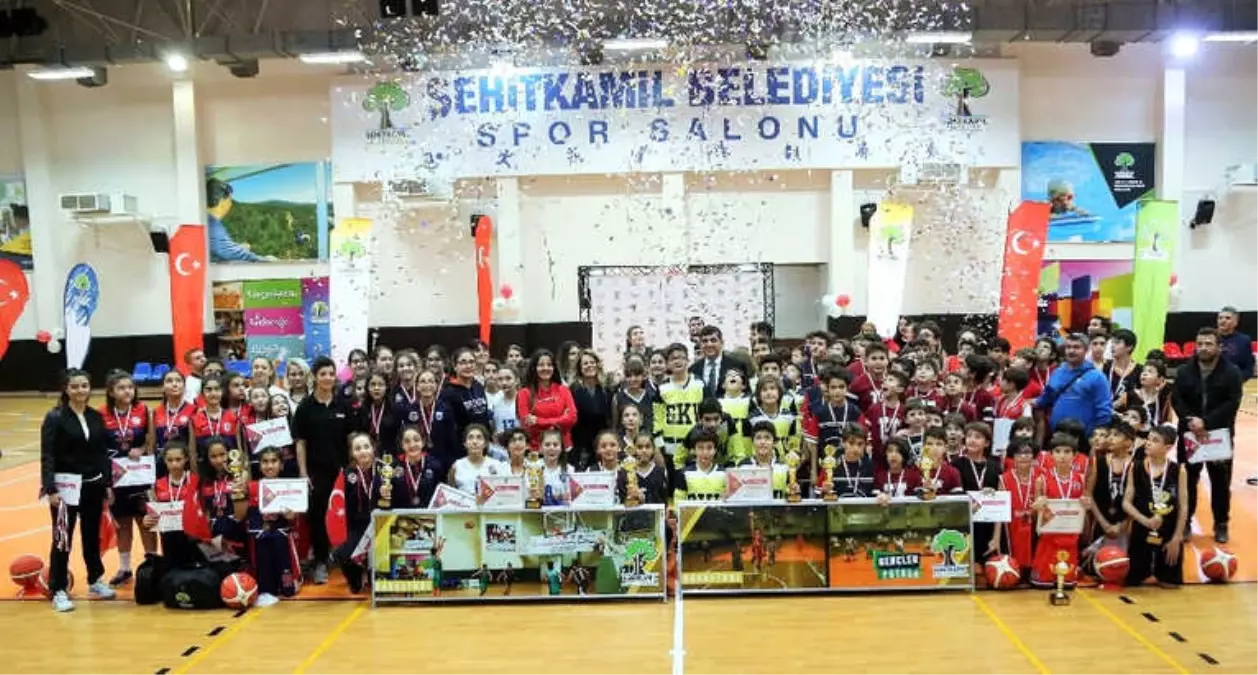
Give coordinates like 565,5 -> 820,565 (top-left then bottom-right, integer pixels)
35,329 -> 51,344
499,284 -> 514,300
1170,273 -> 1179,287
836,294 -> 851,309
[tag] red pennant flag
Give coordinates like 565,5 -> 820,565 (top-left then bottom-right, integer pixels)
997,202 -> 1051,350
168,225 -> 207,373
0,259 -> 30,361
473,215 -> 494,346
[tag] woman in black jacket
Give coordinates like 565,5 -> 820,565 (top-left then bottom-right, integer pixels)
570,349 -> 613,471
40,368 -> 117,611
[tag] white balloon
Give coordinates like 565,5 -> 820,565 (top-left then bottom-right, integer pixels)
47,340 -> 62,354
821,294 -> 837,308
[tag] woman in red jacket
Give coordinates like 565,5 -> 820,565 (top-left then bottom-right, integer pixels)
516,349 -> 577,449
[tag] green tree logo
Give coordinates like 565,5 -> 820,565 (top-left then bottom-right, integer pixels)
624,538 -> 659,576
363,81 -> 410,131
1115,152 -> 1136,169
943,67 -> 989,117
930,529 -> 970,567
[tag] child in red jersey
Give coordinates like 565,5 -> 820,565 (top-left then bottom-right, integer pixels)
992,439 -> 1039,580
154,369 -> 195,477
874,438 -> 922,500
849,343 -> 891,411
939,372 -> 978,422
191,376 -> 240,459
197,437 -> 249,558
866,371 -> 908,467
103,370 -> 154,587
906,358 -> 944,408
142,442 -> 211,565
917,427 -> 962,495
1030,433 -> 1091,588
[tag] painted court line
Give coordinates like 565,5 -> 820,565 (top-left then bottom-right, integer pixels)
169,607 -> 262,675
971,594 -> 1052,674
0,525 -> 49,542
292,602 -> 366,674
1078,589 -> 1191,674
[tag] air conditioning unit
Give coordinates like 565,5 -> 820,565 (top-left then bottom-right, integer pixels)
1225,163 -> 1257,187
918,162 -> 968,184
59,192 -> 139,216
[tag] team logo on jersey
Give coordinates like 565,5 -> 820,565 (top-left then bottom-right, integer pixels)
131,416 -> 142,425
929,529 -> 971,579
177,416 -> 188,425
409,411 -> 419,422
347,472 -> 358,485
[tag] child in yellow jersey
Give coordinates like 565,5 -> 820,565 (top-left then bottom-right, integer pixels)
719,369 -> 753,464
675,428 -> 726,502
685,398 -> 729,464
748,377 -> 802,465
653,343 -> 705,486
739,421 -> 790,498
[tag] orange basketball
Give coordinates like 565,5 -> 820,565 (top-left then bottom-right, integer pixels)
9,554 -> 45,591
1200,546 -> 1238,582
983,554 -> 1020,589
36,567 -> 73,598
220,572 -> 258,608
1094,545 -> 1130,585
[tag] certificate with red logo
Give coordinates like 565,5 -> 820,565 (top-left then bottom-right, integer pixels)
259,478 -> 309,514
112,456 -> 156,488
725,467 -> 772,502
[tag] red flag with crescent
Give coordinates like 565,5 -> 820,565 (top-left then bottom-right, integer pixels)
168,225 -> 207,373
0,259 -> 30,361
326,472 -> 348,549
473,215 -> 494,346
997,202 -> 1051,350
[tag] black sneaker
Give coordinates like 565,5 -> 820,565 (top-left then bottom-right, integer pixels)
1215,524 -> 1229,544
108,570 -> 133,587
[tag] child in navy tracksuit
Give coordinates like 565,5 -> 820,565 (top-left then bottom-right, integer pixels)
247,447 -> 301,606
338,433 -> 390,593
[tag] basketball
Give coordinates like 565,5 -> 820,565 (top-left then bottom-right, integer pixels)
983,555 -> 1020,589
1200,546 -> 1238,582
220,572 -> 258,608
36,567 -> 73,598
9,554 -> 45,591
1093,545 -> 1130,585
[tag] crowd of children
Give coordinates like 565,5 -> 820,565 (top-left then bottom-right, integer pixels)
39,316 -> 1238,611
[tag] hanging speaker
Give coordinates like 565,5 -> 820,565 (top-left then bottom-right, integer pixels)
149,230 -> 170,253
859,203 -> 877,228
1189,199 -> 1215,229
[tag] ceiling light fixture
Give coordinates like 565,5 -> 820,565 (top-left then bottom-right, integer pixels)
905,31 -> 971,44
27,66 -> 96,80
602,37 -> 668,51
165,53 -> 189,72
299,51 -> 368,64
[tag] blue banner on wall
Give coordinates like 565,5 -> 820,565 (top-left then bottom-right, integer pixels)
63,263 -> 99,369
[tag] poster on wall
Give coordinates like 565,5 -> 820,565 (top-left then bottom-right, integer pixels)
1038,260 -> 1134,337
0,177 -> 31,270
301,277 -> 331,360
331,60 -> 1020,182
329,218 -> 372,367
866,203 -> 914,338
212,278 -> 331,362
1021,142 -> 1155,243
212,281 -> 246,359
204,162 -> 333,263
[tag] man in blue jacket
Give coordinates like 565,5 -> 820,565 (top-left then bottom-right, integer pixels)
1033,333 -> 1113,443
1217,306 -> 1254,381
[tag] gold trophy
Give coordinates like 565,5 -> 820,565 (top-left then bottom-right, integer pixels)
1146,490 -> 1174,545
525,450 -> 544,509
378,455 -> 395,509
785,450 -> 802,503
820,445 -> 839,502
918,455 -> 937,501
1049,550 -> 1072,605
227,449 -> 247,500
622,456 -> 641,507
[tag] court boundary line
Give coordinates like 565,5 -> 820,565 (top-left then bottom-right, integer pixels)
970,594 -> 1052,674
671,575 -> 684,675
170,608 -> 262,675
292,601 -> 366,674
1078,589 -> 1191,674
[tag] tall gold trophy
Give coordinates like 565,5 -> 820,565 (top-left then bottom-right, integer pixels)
1145,491 -> 1174,545
227,449 -> 247,500
1049,550 -> 1072,605
918,455 -> 937,501
622,456 -> 640,507
525,450 -> 544,509
378,455 -> 395,508
785,450 -> 802,503
820,445 -> 838,502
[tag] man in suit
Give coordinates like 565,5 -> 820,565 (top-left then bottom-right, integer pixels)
689,325 -> 749,398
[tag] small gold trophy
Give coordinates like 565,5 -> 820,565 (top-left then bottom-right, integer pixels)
1049,550 -> 1072,606
227,449 -> 246,500
918,455 -> 937,501
820,445 -> 839,502
1146,490 -> 1174,545
785,450 -> 802,503
378,455 -> 395,509
525,450 -> 543,509
622,456 -> 640,507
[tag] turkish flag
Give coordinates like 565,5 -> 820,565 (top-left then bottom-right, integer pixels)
168,225 -> 207,372
0,259 -> 30,361
473,215 -> 494,346
997,202 -> 1051,350
326,472 -> 348,549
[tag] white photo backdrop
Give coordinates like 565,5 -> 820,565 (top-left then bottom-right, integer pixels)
579,264 -> 773,373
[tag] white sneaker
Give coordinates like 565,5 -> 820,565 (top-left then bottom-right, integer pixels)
313,563 -> 329,585
88,581 -> 117,599
51,591 -> 75,613
255,593 -> 280,608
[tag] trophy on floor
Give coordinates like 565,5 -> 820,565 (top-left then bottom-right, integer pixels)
1145,490 -> 1174,545
621,456 -> 641,507
785,450 -> 802,503
525,450 -> 544,509
378,455 -> 395,509
227,449 -> 247,500
820,445 -> 839,502
1049,550 -> 1072,606
918,455 -> 937,501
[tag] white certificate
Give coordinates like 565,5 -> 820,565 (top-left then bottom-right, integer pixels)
725,467 -> 773,502
992,418 -> 1014,455
478,475 -> 525,510
247,417 -> 293,453
428,483 -> 478,510
1037,498 -> 1086,534
1183,430 -> 1233,464
258,478 -> 309,514
569,471 -> 617,506
146,501 -> 185,533
53,473 -> 82,506
112,456 -> 156,488
969,490 -> 1012,523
